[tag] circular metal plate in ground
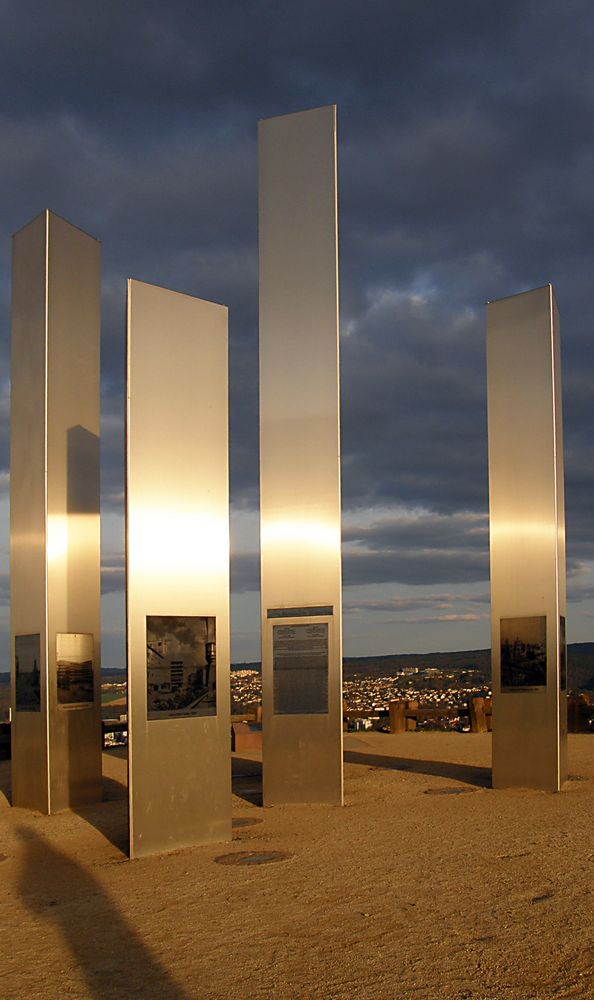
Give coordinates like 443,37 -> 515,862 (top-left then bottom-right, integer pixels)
424,787 -> 474,795
214,850 -> 292,866
232,817 -> 263,829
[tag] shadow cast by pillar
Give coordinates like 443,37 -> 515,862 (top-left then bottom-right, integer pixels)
0,758 -> 11,803
16,825 -> 190,999
71,779 -> 129,855
67,747 -> 129,853
232,754 -> 263,805
344,750 -> 492,788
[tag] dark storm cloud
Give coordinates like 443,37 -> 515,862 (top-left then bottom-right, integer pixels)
231,552 -> 260,596
100,413 -> 125,511
568,582 -> 594,604
365,614 -> 483,626
100,554 -> 125,597
344,549 -> 489,587
1,2 -> 510,117
1,1 -> 594,595
229,543 -> 489,594
230,509 -> 491,594
343,512 -> 488,553
341,289 -> 489,514
341,510 -> 488,586
230,543 -> 489,593
345,593 -> 490,614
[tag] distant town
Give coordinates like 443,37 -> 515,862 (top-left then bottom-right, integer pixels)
230,664 -> 491,731
1,643 -> 593,730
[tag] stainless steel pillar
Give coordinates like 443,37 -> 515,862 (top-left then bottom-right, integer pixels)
126,279 -> 231,857
259,106 -> 343,805
11,210 -> 102,812
487,285 -> 567,790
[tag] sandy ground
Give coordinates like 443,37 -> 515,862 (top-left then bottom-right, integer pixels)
0,733 -> 592,1000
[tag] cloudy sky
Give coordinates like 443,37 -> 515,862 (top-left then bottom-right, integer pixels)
1,1 -> 594,666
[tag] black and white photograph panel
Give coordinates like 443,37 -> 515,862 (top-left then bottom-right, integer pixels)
56,633 -> 95,706
500,616 -> 547,691
15,633 -> 42,712
146,616 -> 217,720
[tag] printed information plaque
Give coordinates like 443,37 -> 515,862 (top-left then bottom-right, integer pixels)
273,622 -> 328,715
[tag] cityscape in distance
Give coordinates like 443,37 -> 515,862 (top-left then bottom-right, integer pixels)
3,643 -> 592,730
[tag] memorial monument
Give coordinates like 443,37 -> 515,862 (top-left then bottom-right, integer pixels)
11,210 -> 102,812
126,279 -> 231,857
486,285 -> 567,791
259,106 -> 343,805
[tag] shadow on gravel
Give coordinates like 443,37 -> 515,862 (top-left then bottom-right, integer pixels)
16,825 -> 191,999
72,748 -> 128,853
0,758 -> 11,803
72,792 -> 129,855
344,750 -> 492,788
232,755 -> 263,806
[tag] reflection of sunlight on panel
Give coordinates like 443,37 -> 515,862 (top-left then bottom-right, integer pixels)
490,520 -> 557,543
129,507 -> 229,575
47,515 -> 68,563
258,107 -> 343,805
68,514 -> 100,559
127,280 -> 231,857
261,518 -> 340,551
47,514 -> 99,565
487,285 -> 566,791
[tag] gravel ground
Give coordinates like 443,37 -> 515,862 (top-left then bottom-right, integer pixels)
1,733 -> 592,1000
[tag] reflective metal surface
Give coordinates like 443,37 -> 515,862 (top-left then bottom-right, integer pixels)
127,279 -> 231,858
487,285 -> 567,791
11,211 -> 102,812
259,106 -> 343,805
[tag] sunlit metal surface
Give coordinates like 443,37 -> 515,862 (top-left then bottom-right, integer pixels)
487,285 -> 567,791
126,279 -> 231,858
259,106 -> 343,805
11,211 -> 102,812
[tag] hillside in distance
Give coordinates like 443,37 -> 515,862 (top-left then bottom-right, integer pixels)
234,643 -> 594,691
347,643 -> 594,691
1,644 -> 593,713
343,648 -> 491,678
